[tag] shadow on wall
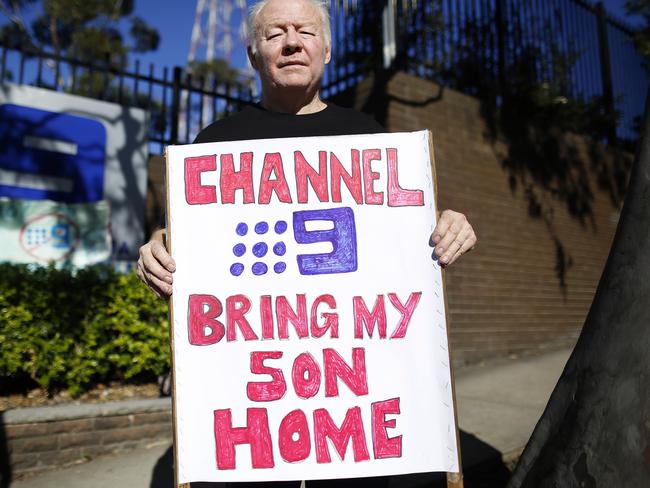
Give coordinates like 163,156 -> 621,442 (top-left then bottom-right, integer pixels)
148,430 -> 511,488
336,59 -> 632,294
0,412 -> 11,488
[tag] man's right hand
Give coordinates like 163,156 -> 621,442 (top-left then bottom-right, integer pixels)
136,228 -> 176,299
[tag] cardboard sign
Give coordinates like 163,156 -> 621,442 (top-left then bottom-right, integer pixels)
167,130 -> 459,483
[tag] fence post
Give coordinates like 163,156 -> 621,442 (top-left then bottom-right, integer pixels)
495,0 -> 507,98
596,2 -> 617,144
171,66 -> 183,145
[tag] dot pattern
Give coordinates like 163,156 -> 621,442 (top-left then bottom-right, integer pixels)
230,220 -> 288,276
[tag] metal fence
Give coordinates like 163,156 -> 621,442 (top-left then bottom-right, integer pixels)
325,0 -> 648,142
0,0 -> 646,151
0,47 -> 255,154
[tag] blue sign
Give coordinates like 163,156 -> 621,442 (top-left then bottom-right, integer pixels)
0,104 -> 106,203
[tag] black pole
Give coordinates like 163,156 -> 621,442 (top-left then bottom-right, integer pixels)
596,2 -> 617,145
170,66 -> 182,146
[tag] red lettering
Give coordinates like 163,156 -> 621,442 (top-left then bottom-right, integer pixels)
331,151 -> 362,204
259,153 -> 292,204
260,295 -> 274,340
188,294 -> 225,345
311,294 -> 339,338
313,407 -> 370,463
247,351 -> 286,401
184,155 -> 216,204
386,148 -> 424,206
278,409 -> 311,463
389,292 -> 422,339
292,352 -> 321,399
277,294 -> 309,339
226,295 -> 257,341
220,152 -> 254,204
362,149 -> 383,205
353,295 -> 387,338
213,408 -> 274,469
324,348 -> 368,397
371,398 -> 402,459
295,151 -> 328,203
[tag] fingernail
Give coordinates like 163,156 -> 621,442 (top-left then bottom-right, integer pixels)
165,276 -> 173,284
169,264 -> 176,272
433,235 -> 441,243
435,247 -> 444,256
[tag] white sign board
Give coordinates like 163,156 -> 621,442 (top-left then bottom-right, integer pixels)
0,83 -> 148,261
167,130 -> 459,483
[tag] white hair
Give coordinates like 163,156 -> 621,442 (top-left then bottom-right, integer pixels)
247,0 -> 332,54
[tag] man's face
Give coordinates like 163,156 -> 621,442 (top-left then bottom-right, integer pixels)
248,0 -> 331,96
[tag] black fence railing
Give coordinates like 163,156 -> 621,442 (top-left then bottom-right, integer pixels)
0,46 -> 256,154
0,0 -> 646,151
325,0 -> 648,142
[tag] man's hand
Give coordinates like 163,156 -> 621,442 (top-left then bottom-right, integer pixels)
431,210 -> 477,267
136,228 -> 176,298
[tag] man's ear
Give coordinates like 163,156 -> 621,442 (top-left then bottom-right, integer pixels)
324,43 -> 331,65
247,45 -> 259,71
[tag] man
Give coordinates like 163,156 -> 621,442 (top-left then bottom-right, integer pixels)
137,0 -> 476,485
138,0 -> 476,297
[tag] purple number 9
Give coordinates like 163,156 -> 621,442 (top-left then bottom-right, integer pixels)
293,207 -> 358,275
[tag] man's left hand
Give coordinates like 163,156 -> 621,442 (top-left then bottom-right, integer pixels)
431,210 -> 477,267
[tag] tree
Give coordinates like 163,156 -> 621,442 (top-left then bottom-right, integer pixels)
0,0 -> 159,67
625,0 -> 650,60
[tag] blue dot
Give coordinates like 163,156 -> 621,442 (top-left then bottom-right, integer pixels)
252,262 -> 268,275
274,262 -> 287,274
273,242 -> 286,256
255,221 -> 269,234
230,263 -> 244,276
236,223 -> 248,236
274,220 -> 288,234
233,243 -> 246,257
253,242 -> 268,258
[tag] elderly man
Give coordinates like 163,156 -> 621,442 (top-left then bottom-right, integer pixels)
138,1 -> 475,485
138,0 -> 476,298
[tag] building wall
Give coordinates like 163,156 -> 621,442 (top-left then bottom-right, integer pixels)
332,72 -> 629,365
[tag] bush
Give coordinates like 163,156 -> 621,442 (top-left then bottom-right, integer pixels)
0,263 -> 169,396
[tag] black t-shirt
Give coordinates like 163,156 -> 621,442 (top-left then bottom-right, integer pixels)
193,103 -> 385,143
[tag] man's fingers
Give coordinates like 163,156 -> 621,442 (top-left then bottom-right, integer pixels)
444,230 -> 477,266
430,210 -> 476,266
150,241 -> 176,272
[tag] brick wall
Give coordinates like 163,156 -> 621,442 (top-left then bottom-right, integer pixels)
332,72 -> 629,365
2,400 -> 172,478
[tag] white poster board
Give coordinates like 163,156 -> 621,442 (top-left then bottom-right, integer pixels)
167,130 -> 459,483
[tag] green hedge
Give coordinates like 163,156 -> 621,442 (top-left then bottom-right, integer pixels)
0,263 -> 169,396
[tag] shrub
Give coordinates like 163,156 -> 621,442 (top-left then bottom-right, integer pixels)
0,263 -> 169,396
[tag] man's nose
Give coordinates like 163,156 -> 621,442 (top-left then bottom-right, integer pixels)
282,28 -> 303,53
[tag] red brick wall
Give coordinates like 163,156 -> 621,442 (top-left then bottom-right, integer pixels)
5,409 -> 171,477
333,72 -> 629,365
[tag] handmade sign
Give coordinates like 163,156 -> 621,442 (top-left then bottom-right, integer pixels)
166,130 -> 459,483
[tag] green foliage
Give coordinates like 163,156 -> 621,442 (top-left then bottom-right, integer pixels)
0,263 -> 169,397
625,0 -> 650,60
0,0 -> 158,67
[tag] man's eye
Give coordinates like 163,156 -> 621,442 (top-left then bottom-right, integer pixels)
267,32 -> 282,39
300,31 -> 315,36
